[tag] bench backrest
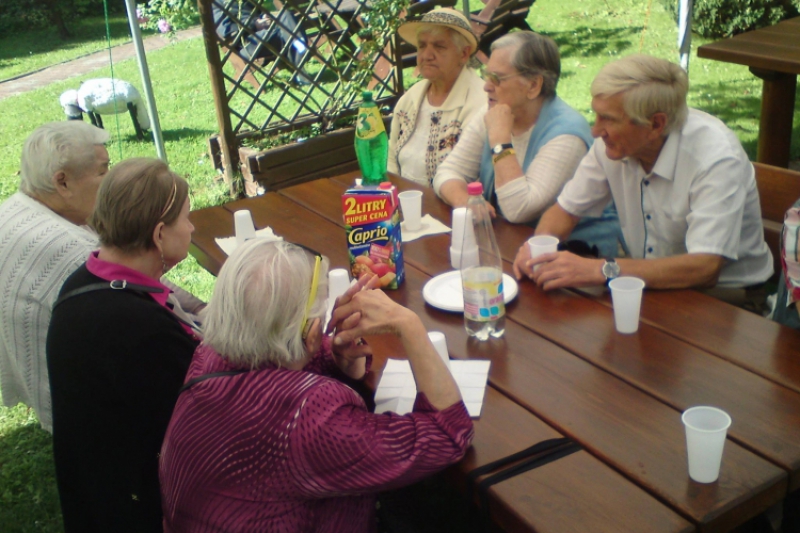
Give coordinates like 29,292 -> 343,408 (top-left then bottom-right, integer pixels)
754,162 -> 800,276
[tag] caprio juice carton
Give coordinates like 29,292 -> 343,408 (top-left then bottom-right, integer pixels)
342,182 -> 405,289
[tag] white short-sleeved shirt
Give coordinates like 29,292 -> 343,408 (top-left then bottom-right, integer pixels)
557,108 -> 773,288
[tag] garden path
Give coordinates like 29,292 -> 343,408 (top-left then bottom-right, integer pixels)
0,27 -> 203,101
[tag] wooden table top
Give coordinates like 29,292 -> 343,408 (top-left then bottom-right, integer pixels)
697,17 -> 800,74
188,173 -> 800,532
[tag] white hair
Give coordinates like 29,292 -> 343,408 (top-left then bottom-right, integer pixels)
491,31 -> 561,98
19,121 -> 109,196
416,25 -> 473,55
202,239 -> 330,369
591,54 -> 689,135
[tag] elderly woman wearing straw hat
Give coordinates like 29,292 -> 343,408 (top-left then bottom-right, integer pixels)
389,7 -> 485,187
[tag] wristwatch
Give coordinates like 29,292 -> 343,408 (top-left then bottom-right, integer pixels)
491,143 -> 513,155
601,258 -> 620,285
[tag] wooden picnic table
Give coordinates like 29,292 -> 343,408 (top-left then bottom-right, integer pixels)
697,17 -> 800,168
189,172 -> 800,532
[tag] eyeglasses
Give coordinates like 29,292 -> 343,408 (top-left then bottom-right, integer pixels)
481,68 -> 522,86
294,242 -> 323,338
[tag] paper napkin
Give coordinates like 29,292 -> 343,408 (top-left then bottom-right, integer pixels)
215,227 -> 283,256
401,215 -> 450,243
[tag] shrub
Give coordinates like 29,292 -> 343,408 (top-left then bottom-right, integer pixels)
138,0 -> 200,34
660,0 -> 800,37
0,0 -> 125,36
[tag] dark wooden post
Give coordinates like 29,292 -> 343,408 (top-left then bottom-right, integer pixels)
197,0 -> 240,196
752,68 -> 797,168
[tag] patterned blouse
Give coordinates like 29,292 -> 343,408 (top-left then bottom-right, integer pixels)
388,67 -> 486,187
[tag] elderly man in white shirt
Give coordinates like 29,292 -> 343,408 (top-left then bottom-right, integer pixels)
513,54 -> 772,303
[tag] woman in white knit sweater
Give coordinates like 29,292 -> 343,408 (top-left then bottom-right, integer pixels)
0,121 -> 110,432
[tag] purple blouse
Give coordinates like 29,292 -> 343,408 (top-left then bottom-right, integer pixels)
159,341 -> 473,533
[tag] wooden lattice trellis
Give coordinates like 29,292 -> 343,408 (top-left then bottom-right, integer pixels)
197,0 -> 408,193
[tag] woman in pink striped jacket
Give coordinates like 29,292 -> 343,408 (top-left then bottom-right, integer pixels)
159,239 -> 473,532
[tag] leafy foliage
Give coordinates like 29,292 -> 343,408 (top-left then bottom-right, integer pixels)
660,0 -> 800,37
138,0 -> 200,34
325,0 -> 411,130
0,0 -> 125,36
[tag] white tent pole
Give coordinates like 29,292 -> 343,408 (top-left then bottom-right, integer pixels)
124,0 -> 168,163
462,0 -> 470,23
678,0 -> 693,72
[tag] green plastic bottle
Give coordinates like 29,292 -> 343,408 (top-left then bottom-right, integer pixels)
354,91 -> 388,186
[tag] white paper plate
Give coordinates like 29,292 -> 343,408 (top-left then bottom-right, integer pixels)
422,270 -> 518,313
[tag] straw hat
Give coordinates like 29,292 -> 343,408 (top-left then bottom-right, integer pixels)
397,7 -> 479,55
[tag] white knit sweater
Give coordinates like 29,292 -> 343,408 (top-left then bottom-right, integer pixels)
0,192 -> 99,432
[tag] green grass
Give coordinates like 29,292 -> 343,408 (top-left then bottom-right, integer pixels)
0,16 -> 147,82
0,0 -> 798,531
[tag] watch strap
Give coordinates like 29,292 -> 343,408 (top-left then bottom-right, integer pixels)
492,142 -> 513,154
492,148 -> 516,165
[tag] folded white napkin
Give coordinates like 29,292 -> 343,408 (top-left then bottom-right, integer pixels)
401,214 -> 450,243
375,359 -> 490,418
215,227 -> 283,256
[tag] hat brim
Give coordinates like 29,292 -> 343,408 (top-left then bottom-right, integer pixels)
397,21 -> 479,56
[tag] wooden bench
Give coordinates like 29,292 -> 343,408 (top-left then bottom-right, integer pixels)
471,0 -> 534,64
754,162 -> 800,278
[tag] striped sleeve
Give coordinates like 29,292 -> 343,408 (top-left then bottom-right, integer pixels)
287,382 -> 473,499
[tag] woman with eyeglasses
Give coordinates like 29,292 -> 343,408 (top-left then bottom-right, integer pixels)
159,239 -> 473,533
47,158 -> 203,533
433,32 -> 621,257
389,8 -> 486,187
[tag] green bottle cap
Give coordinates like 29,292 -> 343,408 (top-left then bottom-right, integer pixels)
361,91 -> 373,101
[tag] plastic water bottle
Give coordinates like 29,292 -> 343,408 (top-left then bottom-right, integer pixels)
461,182 -> 505,340
354,91 -> 388,186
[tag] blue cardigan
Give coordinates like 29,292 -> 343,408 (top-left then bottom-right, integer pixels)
478,96 -> 593,208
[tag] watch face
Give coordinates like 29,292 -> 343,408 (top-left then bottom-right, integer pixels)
602,260 -> 620,279
492,143 -> 511,154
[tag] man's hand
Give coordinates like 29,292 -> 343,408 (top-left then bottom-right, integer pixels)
513,241 -> 532,279
529,252 -> 605,290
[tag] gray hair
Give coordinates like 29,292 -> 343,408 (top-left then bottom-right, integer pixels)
416,25 -> 473,55
202,239 -> 330,369
19,121 -> 109,196
491,31 -> 561,98
591,54 -> 689,134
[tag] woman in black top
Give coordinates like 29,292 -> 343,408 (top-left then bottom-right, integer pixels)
47,158 -> 202,533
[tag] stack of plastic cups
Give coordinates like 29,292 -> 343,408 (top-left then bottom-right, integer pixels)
450,207 -> 479,270
234,210 -> 256,249
427,331 -> 451,370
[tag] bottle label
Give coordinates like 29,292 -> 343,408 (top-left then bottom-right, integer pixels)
463,268 -> 505,322
355,105 -> 386,140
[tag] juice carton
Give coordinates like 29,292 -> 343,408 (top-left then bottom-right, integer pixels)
342,182 -> 405,289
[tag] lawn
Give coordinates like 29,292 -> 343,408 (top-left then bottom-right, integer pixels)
0,15 -> 146,82
0,1 -> 799,531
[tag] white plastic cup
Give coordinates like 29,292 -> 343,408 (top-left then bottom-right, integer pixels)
608,276 -> 645,334
427,331 -> 451,369
328,268 -> 351,302
527,235 -> 559,272
399,190 -> 423,231
234,210 -> 256,249
682,406 -> 732,483
450,208 -> 479,269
